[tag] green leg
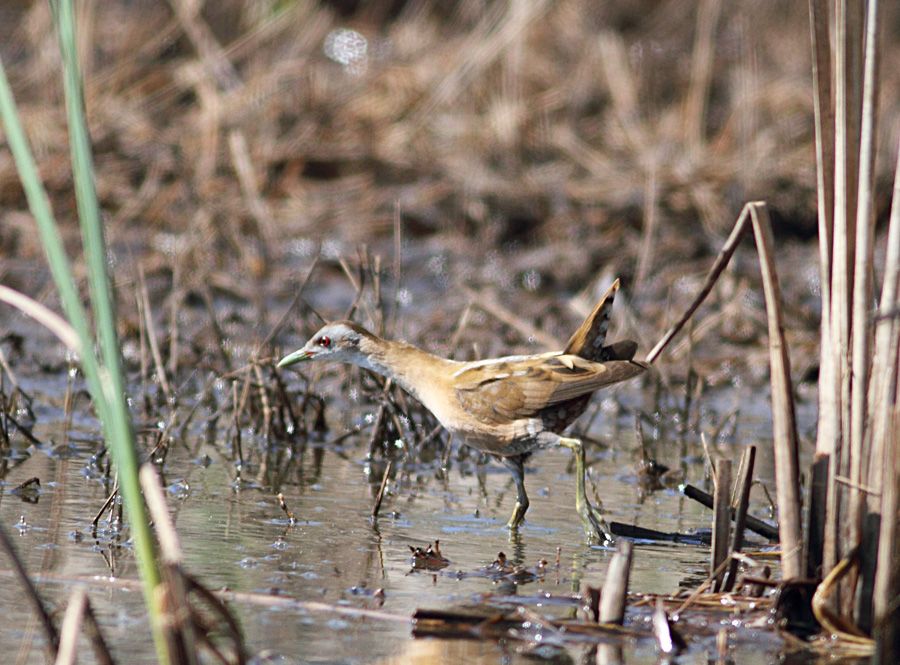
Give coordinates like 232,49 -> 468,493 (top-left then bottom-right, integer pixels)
557,437 -> 615,544
501,455 -> 530,529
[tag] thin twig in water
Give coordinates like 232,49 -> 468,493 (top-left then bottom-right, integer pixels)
372,460 -> 393,519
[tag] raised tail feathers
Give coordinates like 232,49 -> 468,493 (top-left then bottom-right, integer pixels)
565,278 -> 639,362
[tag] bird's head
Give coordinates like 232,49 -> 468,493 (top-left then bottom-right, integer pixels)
277,321 -> 375,368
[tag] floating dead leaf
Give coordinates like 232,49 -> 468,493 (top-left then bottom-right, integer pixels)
409,540 -> 449,570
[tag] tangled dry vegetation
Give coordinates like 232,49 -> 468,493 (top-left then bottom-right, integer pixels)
0,0 -> 898,382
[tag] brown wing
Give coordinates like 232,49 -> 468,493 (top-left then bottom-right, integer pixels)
454,353 -> 646,426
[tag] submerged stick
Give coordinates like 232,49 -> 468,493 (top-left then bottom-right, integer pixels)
681,483 -> 779,541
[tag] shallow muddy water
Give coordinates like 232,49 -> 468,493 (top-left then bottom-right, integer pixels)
0,369 -> 810,664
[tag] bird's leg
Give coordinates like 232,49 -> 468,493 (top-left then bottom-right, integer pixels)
500,455 -> 530,529
557,437 -> 615,544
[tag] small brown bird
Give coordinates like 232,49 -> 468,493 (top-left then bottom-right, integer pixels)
278,280 -> 647,542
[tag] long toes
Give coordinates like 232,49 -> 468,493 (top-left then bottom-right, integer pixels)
577,504 -> 614,544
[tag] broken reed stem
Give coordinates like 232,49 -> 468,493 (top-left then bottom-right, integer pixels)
812,548 -> 873,646
710,459 -> 731,592
55,588 -> 113,665
141,465 -> 183,565
646,202 -> 801,578
748,203 -> 803,579
723,446 -> 756,592
645,204 -> 751,364
869,150 -> 900,661
55,587 -> 87,665
140,465 -> 202,665
652,598 -> 686,656
598,540 -> 633,624
681,483 -> 779,541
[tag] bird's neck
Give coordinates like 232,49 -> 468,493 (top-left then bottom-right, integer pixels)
356,336 -> 455,402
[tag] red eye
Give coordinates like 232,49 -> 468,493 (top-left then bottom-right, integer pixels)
317,336 -> 331,348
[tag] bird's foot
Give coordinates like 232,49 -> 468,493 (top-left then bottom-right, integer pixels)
557,436 -> 616,545
579,499 -> 615,545
506,501 -> 528,530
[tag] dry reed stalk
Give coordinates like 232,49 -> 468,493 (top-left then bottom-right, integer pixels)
597,31 -> 649,156
0,285 -> 81,354
598,540 -> 633,625
872,406 -> 899,663
723,446 -> 756,592
140,464 -> 200,665
811,549 -> 873,649
710,459 -> 731,592
748,203 -> 803,579
868,161 -> 900,653
867,142 -> 900,502
464,286 -> 559,350
809,0 -> 842,586
683,476 -> 779,542
166,263 -> 183,380
847,0 -> 881,573
55,588 -> 87,665
54,588 -> 113,665
830,4 -> 865,594
634,163 -> 659,294
166,0 -> 240,92
646,201 -> 802,578
808,0 -> 837,471
652,598 -> 686,656
408,0 -> 549,128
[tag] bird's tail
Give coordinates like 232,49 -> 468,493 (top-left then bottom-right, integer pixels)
563,278 -> 638,362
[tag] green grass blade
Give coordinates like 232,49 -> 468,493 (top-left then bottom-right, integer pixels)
51,1 -> 169,662
52,0 -> 129,406
0,57 -> 109,427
